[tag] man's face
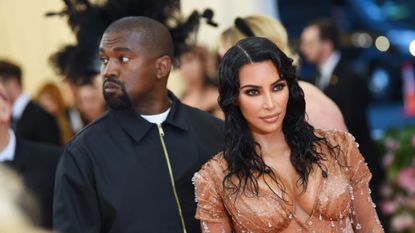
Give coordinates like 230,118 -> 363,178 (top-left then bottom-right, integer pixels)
99,30 -> 159,110
300,26 -> 325,64
0,82 -> 11,125
0,76 -> 16,103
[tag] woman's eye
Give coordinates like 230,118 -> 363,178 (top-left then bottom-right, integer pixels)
246,89 -> 259,96
119,56 -> 130,63
100,57 -> 109,65
273,83 -> 286,91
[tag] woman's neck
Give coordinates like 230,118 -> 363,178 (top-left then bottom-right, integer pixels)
252,130 -> 290,159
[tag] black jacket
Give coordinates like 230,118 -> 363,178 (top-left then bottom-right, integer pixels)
15,101 -> 61,145
5,138 -> 61,229
53,93 -> 224,233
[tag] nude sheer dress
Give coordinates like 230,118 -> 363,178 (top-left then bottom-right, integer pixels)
193,130 -> 384,233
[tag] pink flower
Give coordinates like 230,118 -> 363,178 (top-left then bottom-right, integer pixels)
411,135 -> 415,146
408,197 -> 415,209
381,200 -> 399,214
382,152 -> 395,169
391,213 -> 415,231
381,184 -> 393,198
397,168 -> 415,194
385,138 -> 400,151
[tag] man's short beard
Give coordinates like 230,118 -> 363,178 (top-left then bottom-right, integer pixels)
103,79 -> 132,110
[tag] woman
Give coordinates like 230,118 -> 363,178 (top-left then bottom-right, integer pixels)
218,15 -> 347,131
179,46 -> 223,119
36,82 -> 73,144
193,37 -> 384,232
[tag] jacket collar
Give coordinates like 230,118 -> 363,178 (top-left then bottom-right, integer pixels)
110,91 -> 188,143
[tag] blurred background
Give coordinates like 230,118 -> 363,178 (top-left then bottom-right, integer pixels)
0,0 -> 414,232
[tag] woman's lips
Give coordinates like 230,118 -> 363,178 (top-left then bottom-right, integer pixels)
260,113 -> 280,123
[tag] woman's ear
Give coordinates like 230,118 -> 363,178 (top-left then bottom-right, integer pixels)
156,56 -> 172,80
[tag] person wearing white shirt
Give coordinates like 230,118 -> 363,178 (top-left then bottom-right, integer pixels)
0,60 -> 61,145
0,82 -> 61,229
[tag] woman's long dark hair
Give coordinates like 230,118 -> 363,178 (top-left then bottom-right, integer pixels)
218,37 -> 331,199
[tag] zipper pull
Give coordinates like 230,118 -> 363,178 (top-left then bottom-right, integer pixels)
156,123 -> 165,137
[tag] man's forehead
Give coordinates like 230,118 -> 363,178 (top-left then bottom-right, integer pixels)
100,30 -> 144,49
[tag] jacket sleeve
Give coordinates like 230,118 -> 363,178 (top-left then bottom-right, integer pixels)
53,144 -> 101,233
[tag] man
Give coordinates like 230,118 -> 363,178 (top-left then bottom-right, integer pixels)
300,17 -> 387,228
0,82 -> 61,229
53,16 -> 224,233
0,61 -> 61,145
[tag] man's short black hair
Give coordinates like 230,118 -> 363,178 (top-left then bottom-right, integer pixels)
307,18 -> 340,50
103,16 -> 174,59
0,60 -> 22,85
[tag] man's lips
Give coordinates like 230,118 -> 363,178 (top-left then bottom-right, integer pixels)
103,81 -> 121,93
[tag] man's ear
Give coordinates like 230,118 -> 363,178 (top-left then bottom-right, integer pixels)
156,56 -> 172,80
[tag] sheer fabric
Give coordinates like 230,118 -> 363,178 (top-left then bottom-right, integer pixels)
193,130 -> 384,233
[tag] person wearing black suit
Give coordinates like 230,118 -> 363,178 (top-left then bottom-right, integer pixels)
300,17 -> 388,231
0,82 -> 61,229
0,60 -> 61,145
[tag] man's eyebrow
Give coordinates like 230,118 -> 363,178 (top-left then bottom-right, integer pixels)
99,47 -> 133,53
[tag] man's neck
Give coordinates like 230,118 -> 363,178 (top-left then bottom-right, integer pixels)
133,92 -> 171,115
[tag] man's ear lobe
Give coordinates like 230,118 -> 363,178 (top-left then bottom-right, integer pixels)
156,56 -> 172,79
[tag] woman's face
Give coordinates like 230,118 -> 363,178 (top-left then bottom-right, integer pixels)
76,85 -> 105,122
237,60 -> 289,135
179,52 -> 205,84
38,93 -> 59,115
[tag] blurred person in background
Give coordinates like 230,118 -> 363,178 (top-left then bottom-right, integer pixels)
218,15 -> 347,131
74,76 -> 106,125
179,46 -> 223,119
0,164 -> 49,233
0,82 -> 61,229
0,60 -> 61,145
300,17 -> 386,229
36,82 -> 74,145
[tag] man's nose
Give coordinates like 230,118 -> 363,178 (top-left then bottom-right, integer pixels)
102,60 -> 120,78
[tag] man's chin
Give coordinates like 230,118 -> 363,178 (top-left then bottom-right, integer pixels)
104,95 -> 131,110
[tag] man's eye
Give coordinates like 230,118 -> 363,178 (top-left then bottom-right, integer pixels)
100,57 -> 109,65
246,89 -> 259,96
119,56 -> 130,63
